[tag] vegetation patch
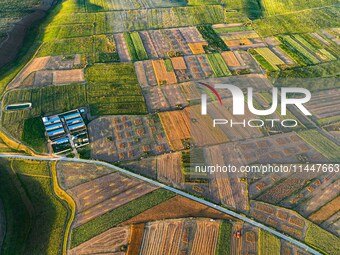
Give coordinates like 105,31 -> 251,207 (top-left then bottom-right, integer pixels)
197,25 -> 229,52
206,53 -> 231,76
216,221 -> 232,255
0,159 -> 68,255
305,222 -> 340,255
258,229 -> 280,255
71,189 -> 175,247
297,130 -> 340,162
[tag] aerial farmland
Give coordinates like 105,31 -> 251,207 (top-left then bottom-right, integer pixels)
0,0 -> 339,254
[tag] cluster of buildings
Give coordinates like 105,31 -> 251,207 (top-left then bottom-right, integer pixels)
42,109 -> 89,154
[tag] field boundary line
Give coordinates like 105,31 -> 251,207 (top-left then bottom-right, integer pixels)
0,154 -> 322,255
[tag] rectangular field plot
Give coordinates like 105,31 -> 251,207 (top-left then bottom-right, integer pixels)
88,115 -> 171,162
81,0 -> 187,11
159,105 -> 248,150
139,219 -> 220,255
305,88 -> 340,125
140,74 -> 272,112
250,201 -> 308,240
68,172 -> 158,227
205,145 -> 248,211
85,63 -> 147,115
105,6 -> 224,33
138,27 -> 207,58
69,226 -> 130,255
38,35 -> 119,63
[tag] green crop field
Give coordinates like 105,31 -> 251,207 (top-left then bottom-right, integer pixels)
261,0 -> 339,16
253,6 -> 339,37
298,130 -> 340,161
123,32 -> 148,61
85,63 -> 147,115
0,159 -> 68,255
71,189 -> 175,247
278,35 -> 320,66
197,25 -> 229,52
305,222 -> 340,255
258,229 -> 281,255
130,32 -> 148,60
216,221 -> 232,255
250,49 -> 280,72
206,53 -> 231,77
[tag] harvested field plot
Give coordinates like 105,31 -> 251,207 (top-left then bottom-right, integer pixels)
205,145 -> 248,211
121,195 -> 234,226
238,132 -> 328,166
139,27 -> 207,58
88,115 -> 170,162
69,226 -> 130,255
159,106 -> 229,150
57,161 -> 112,189
53,69 -> 85,85
8,55 -> 86,89
250,201 -> 307,240
114,33 -> 131,62
156,152 -> 184,187
68,172 -> 158,227
159,110 -> 191,150
305,88 -> 340,125
221,51 -> 241,67
152,60 -> 177,85
309,196 -> 340,224
139,219 -> 220,255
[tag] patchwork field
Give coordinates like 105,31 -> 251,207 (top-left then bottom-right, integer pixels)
305,88 -> 340,125
88,115 -> 170,162
250,201 -> 308,240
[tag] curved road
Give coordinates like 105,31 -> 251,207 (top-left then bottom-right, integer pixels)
0,154 -> 321,255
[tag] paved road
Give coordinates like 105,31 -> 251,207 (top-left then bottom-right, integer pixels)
0,154 -> 321,255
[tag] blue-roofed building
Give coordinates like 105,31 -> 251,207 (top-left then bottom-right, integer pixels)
47,128 -> 65,137
45,123 -> 63,131
68,122 -> 85,131
64,112 -> 80,120
66,117 -> 83,125
54,137 -> 69,144
43,116 -> 61,125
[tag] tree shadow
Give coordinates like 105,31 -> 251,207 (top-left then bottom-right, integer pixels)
245,0 -> 264,20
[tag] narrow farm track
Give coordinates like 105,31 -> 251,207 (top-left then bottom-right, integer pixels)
0,154 -> 322,255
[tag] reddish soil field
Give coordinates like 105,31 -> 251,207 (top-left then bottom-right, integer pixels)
121,195 -> 234,225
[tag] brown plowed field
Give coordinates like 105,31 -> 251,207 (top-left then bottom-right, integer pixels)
69,226 -> 130,255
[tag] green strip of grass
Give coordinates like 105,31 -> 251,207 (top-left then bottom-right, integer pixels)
206,53 -> 231,77
258,229 -> 280,255
123,32 -> 138,61
216,221 -> 232,255
130,32 -> 148,60
71,188 -> 175,248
